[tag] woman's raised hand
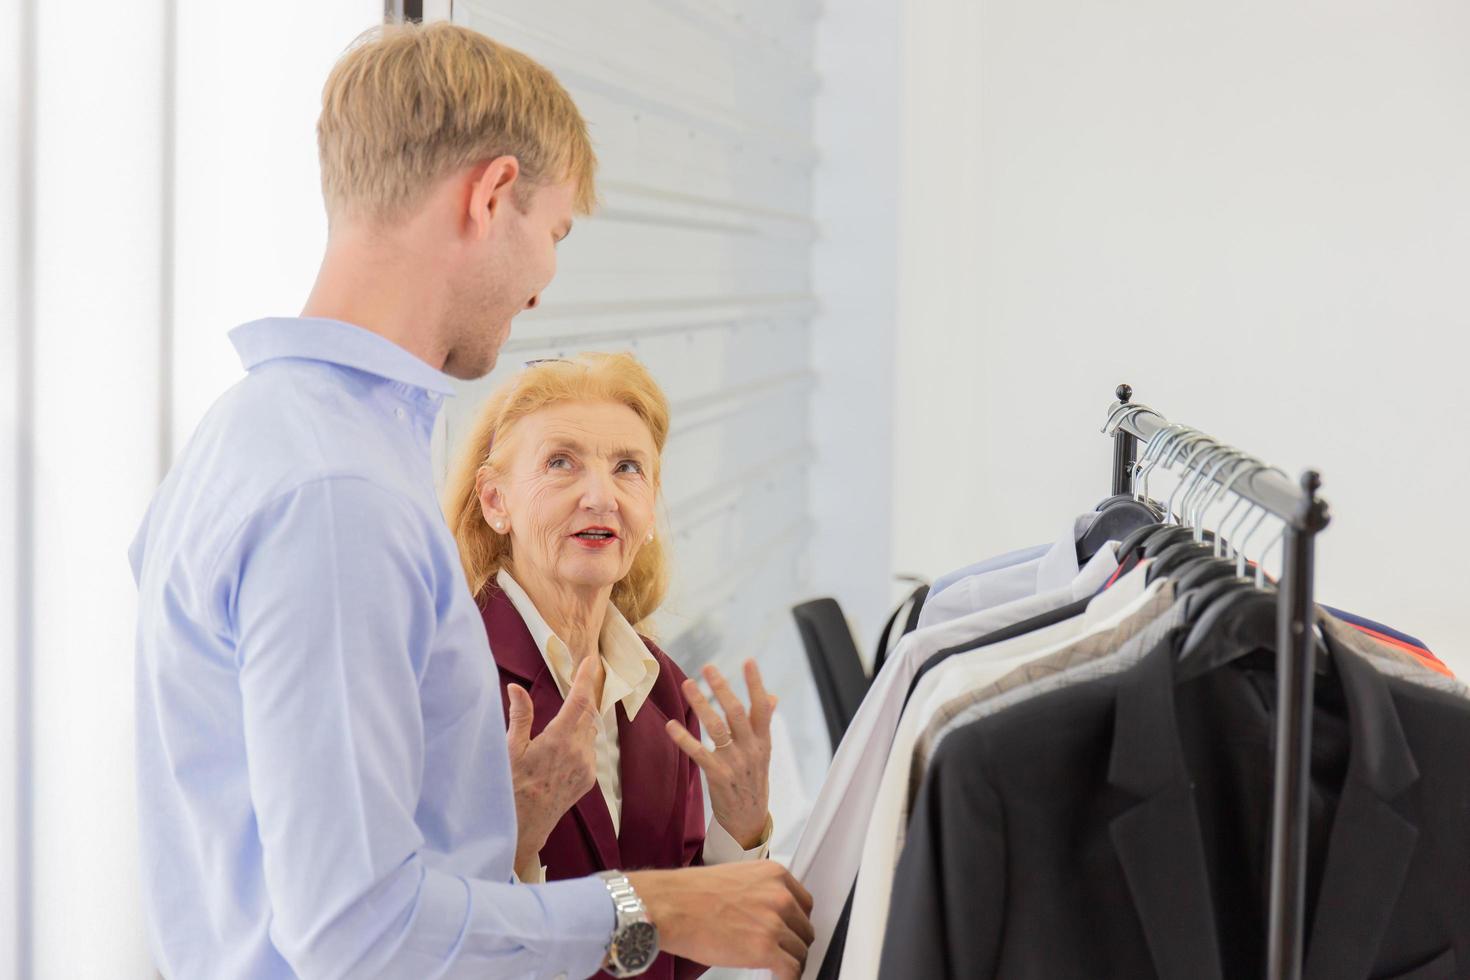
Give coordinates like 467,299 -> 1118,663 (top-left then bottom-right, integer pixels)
506,655 -> 602,880
665,659 -> 776,849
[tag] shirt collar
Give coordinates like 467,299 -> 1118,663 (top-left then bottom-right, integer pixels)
495,569 -> 660,720
1034,512 -> 1096,593
229,317 -> 458,397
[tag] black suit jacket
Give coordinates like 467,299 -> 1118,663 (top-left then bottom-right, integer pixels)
879,628 -> 1470,980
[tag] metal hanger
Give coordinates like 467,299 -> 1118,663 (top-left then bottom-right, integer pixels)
1080,405 -> 1170,562
1142,433 -> 1220,556
1114,423 -> 1195,558
1173,456 -> 1259,593
1148,447 -> 1246,581
1177,461 -> 1275,617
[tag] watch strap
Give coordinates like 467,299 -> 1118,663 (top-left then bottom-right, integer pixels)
598,871 -> 656,978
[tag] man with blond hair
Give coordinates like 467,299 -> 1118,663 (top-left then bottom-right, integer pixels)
130,22 -> 812,980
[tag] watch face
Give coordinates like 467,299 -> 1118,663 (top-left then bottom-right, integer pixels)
615,921 -> 659,971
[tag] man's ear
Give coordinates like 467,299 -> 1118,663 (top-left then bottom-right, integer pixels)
466,155 -> 522,242
476,469 -> 511,531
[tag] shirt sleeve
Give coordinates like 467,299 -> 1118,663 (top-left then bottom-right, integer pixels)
514,865 -> 549,885
229,478 -> 612,980
703,813 -> 773,864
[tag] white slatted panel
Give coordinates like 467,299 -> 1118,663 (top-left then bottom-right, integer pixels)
440,1 -> 820,701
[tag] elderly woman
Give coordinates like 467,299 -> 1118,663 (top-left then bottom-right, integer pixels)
445,353 -> 776,980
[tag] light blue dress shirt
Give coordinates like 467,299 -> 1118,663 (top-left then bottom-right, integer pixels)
129,317 -> 614,980
915,515 -> 1099,631
925,542 -> 1050,598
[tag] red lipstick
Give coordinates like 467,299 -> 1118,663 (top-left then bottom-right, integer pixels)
570,525 -> 619,549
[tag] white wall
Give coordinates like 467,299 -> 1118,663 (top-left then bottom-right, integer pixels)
171,1 -> 382,448
893,0 -> 1470,675
28,0 -> 167,974
809,0 -> 903,655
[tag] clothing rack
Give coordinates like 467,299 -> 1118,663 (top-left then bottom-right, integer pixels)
1103,384 -> 1331,980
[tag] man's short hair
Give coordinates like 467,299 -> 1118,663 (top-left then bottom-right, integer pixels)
317,21 -> 597,224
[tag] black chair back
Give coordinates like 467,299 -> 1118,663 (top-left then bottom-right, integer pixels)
791,598 -> 870,751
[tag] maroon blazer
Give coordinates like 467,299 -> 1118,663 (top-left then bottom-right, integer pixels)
478,582 -> 708,980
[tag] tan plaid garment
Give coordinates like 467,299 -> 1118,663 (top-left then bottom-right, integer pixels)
906,583 -> 1179,825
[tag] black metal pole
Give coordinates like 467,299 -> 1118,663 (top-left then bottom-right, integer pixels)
1111,383 -> 1137,496
1266,471 -> 1329,980
386,0 -> 424,22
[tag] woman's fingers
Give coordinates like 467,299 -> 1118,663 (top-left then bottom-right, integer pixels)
546,657 -> 601,741
680,678 -> 732,747
665,719 -> 718,769
744,659 -> 776,739
701,665 -> 754,741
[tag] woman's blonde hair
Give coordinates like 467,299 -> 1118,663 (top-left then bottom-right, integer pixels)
445,353 -> 671,631
317,21 -> 598,224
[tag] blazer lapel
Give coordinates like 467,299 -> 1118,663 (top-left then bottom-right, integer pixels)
1302,633 -> 1420,980
480,584 -> 549,689
569,778 -> 623,871
480,585 -> 623,871
1107,642 -> 1225,980
616,687 -> 681,869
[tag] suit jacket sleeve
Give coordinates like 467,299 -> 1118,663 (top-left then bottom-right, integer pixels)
877,728 -> 1006,980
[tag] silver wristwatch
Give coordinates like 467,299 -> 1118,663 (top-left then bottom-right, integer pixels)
597,871 -> 659,977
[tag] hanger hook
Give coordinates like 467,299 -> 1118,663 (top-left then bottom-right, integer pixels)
1101,401 -> 1162,496
1199,454 -> 1256,550
1227,461 -> 1290,574
1210,466 -> 1254,558
1224,501 -> 1259,569
1186,448 -> 1247,541
1100,400 -> 1133,434
1175,442 -> 1230,532
1134,423 -> 1190,504
1221,459 -> 1288,562
1162,433 -> 1214,523
1236,460 -> 1292,574
1101,400 -> 1162,437
1255,521 -> 1288,589
1219,458 -> 1272,563
1165,431 -> 1221,521
1235,506 -> 1273,578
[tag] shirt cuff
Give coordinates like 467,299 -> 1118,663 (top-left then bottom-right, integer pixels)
703,813 -> 773,864
465,873 -> 614,979
513,863 -> 548,885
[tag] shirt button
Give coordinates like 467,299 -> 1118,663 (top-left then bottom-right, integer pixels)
394,406 -> 406,420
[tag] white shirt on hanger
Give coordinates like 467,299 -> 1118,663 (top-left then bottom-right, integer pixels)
839,566 -> 1167,980
784,529 -> 1119,980
915,514 -> 1098,630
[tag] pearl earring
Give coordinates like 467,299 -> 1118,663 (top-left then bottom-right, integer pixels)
494,520 -> 505,532
646,530 -> 654,544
